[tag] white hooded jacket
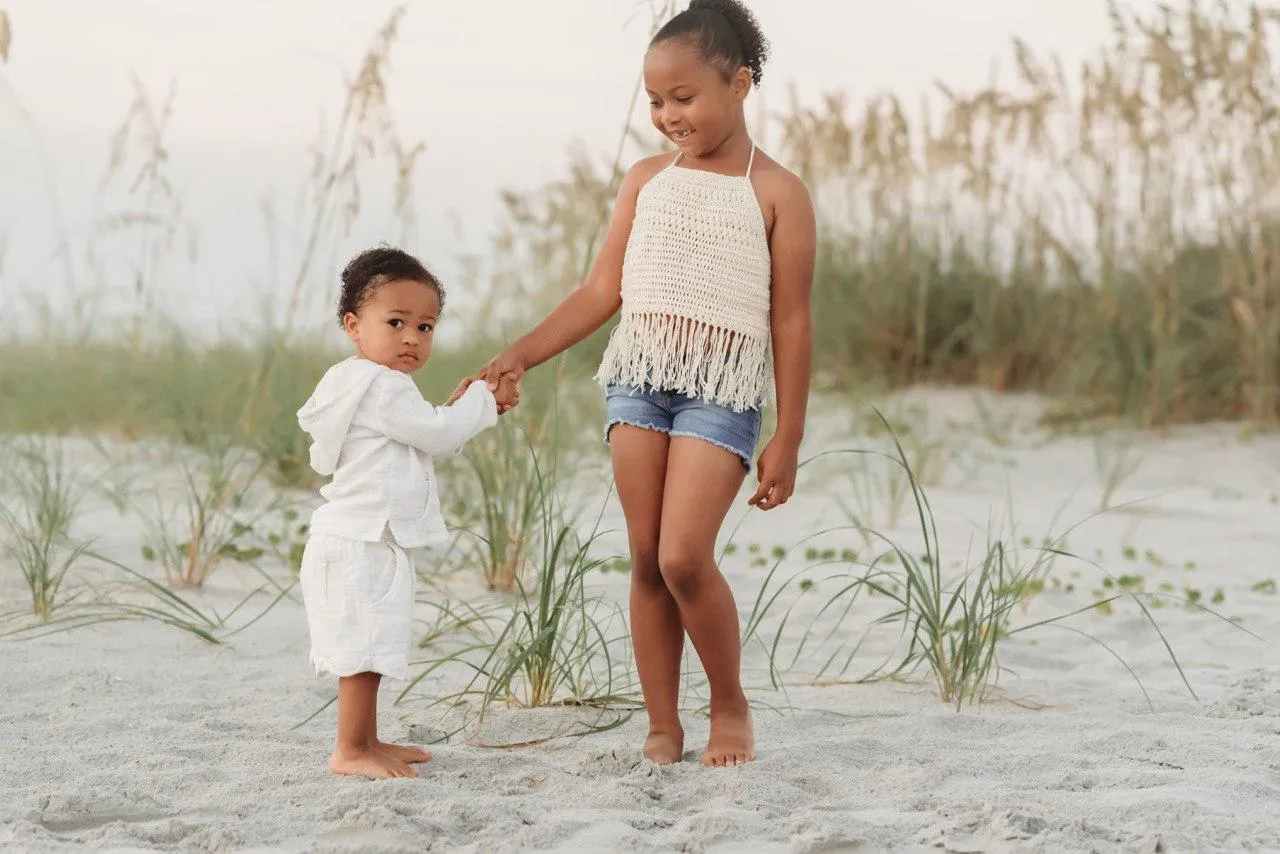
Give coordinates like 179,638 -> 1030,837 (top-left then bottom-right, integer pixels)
296,357 -> 498,548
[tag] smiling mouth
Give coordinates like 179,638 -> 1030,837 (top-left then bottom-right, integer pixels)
670,129 -> 692,142
398,353 -> 418,362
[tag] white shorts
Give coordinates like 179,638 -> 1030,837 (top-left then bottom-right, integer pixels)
298,531 -> 414,680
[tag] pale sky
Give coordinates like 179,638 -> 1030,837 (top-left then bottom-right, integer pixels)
0,0 -> 1155,341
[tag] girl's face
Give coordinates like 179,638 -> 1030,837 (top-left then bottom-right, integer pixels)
342,278 -> 440,373
644,40 -> 750,158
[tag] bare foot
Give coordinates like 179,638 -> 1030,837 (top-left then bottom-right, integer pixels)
374,740 -> 432,764
642,727 -> 684,765
700,706 -> 754,767
328,746 -> 418,779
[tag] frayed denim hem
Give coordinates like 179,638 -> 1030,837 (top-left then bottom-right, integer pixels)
604,417 -> 670,445
604,420 -> 752,471
669,430 -> 752,471
604,417 -> 675,450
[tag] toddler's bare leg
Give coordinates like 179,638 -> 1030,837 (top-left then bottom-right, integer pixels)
329,672 -> 417,779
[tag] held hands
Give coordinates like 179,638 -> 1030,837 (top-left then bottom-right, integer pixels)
747,436 -> 799,511
492,374 -> 520,411
445,350 -> 525,414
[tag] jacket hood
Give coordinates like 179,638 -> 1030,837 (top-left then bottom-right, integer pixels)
296,357 -> 386,476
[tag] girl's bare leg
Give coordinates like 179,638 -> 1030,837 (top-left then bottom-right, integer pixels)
610,424 -> 685,764
329,672 -> 417,779
658,437 -> 753,767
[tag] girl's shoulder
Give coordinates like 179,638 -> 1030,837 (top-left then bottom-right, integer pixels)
630,151 -> 678,173
749,149 -> 808,194
620,152 -> 678,194
749,149 -> 813,221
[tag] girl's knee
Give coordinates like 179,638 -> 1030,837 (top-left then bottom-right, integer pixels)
629,543 -> 663,587
657,544 -> 708,600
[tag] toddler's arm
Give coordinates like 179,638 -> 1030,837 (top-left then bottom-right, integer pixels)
372,373 -> 498,456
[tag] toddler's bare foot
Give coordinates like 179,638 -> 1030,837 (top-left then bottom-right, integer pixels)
328,746 -> 418,779
374,740 -> 432,764
700,705 -> 754,767
642,727 -> 684,765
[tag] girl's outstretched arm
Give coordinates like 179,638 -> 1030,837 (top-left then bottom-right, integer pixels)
457,156 -> 671,405
749,172 -> 816,510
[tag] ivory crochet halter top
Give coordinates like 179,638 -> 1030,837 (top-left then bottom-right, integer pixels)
595,145 -> 772,412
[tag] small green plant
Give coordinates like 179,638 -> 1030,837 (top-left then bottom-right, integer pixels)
0,438 -> 92,620
744,410 -> 1227,710
136,443 -> 269,589
400,442 -> 635,741
454,422 -> 552,593
1252,578 -> 1276,594
258,506 -> 309,574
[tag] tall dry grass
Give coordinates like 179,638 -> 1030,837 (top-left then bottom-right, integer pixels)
777,0 -> 1280,425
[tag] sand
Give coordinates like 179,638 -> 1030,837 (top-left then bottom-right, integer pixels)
3,388 -> 1280,853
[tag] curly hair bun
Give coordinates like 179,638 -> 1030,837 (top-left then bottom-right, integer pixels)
654,0 -> 771,86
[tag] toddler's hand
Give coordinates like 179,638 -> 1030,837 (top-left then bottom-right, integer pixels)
445,377 -> 473,407
493,374 -> 521,413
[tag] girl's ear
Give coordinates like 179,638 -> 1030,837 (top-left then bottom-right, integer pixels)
342,312 -> 360,342
731,65 -> 752,101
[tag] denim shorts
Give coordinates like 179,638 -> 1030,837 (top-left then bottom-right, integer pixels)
603,384 -> 762,470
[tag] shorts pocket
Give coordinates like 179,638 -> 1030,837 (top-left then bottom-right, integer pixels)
299,538 -> 357,665
300,539 -> 354,604
368,542 -> 410,612
366,543 -> 414,673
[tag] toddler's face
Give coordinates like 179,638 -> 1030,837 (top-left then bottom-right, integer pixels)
342,279 -> 440,373
644,39 -> 750,159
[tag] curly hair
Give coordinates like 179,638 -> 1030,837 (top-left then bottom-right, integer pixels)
336,245 -> 445,326
651,0 -> 771,87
